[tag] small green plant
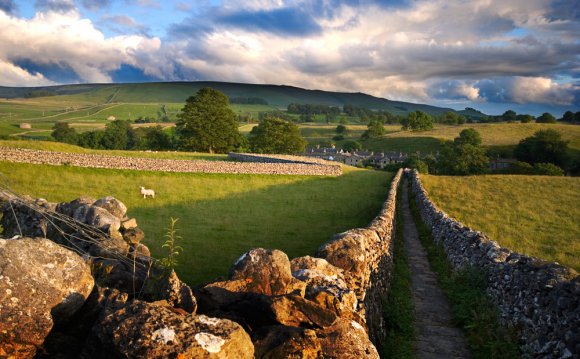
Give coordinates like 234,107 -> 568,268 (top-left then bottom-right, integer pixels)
160,217 -> 183,269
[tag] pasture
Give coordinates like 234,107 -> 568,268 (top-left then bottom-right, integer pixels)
420,174 -> 580,271
0,154 -> 392,284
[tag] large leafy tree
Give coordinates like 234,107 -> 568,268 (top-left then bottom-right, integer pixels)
436,128 -> 488,175
51,122 -> 78,144
401,111 -> 433,131
361,119 -> 385,139
514,129 -> 569,168
249,117 -> 306,154
176,88 -> 241,153
536,112 -> 556,123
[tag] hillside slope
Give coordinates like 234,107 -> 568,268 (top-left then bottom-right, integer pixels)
0,81 -> 456,115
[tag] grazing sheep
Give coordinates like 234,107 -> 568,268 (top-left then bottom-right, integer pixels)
140,186 -> 155,199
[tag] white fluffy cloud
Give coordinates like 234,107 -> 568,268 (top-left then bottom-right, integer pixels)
0,9 -> 160,84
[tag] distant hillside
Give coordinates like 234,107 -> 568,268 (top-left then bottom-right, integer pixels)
0,81 -> 464,116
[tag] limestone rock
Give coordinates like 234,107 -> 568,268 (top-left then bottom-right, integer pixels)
253,326 -> 323,359
121,218 -> 138,230
142,270 -> 197,313
315,228 -> 380,292
269,294 -> 337,329
317,318 -> 379,358
0,238 -> 94,358
55,196 -> 96,217
229,248 -> 293,296
123,227 -> 145,245
290,256 -> 345,281
85,206 -> 121,233
93,300 -> 254,358
93,196 -> 127,219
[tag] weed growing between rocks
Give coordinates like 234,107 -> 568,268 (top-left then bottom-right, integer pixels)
407,181 -> 520,359
160,217 -> 183,270
381,182 -> 416,358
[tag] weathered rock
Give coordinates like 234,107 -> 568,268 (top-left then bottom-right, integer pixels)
85,206 -> 121,233
229,248 -> 293,296
133,243 -> 151,257
123,227 -> 145,245
93,196 -> 127,219
317,318 -> 380,358
0,238 -> 94,358
290,256 -> 345,281
253,326 -> 323,359
269,294 -> 337,329
315,228 -> 380,292
55,196 -> 96,217
142,270 -> 197,313
93,300 -> 254,358
121,218 -> 138,231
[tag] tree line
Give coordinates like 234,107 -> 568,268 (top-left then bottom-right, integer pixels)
52,88 -> 307,155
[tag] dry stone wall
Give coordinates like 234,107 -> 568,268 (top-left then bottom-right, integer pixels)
409,170 -> 580,358
0,147 -> 342,176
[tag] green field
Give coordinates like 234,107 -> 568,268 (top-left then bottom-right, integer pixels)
420,174 -> 580,271
0,154 -> 392,285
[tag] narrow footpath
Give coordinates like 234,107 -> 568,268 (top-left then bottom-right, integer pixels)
401,179 -> 471,358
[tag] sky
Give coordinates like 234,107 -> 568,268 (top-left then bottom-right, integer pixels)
0,0 -> 579,115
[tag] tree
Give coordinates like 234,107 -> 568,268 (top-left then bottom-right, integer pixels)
533,163 -> 564,176
176,88 -> 241,153
51,122 -> 77,144
454,128 -> 482,146
514,129 -> 569,168
336,124 -> 348,134
102,120 -> 133,150
516,114 -> 534,123
341,140 -> 362,152
403,155 -> 429,173
401,111 -> 433,131
536,112 -> 556,123
361,119 -> 385,139
562,111 -> 574,122
435,129 -> 488,175
502,110 -> 517,122
249,117 -> 306,154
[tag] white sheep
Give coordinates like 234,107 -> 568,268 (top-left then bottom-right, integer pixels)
140,186 -> 155,199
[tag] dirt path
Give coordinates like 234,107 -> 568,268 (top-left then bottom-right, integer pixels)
401,179 -> 471,358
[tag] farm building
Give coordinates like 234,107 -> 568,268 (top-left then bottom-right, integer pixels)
19,123 -> 32,129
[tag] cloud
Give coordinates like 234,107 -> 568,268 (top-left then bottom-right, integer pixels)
35,0 -> 76,13
99,14 -> 149,35
0,10 -> 161,85
80,0 -> 111,11
216,8 -> 322,37
428,81 -> 482,102
0,58 -> 56,86
0,0 -> 16,14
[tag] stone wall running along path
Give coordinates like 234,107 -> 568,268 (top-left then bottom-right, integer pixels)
409,169 -> 579,358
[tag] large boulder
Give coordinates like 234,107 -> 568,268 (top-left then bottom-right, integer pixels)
55,196 -> 96,217
0,238 -> 94,358
317,318 -> 380,358
142,269 -> 197,313
229,248 -> 293,296
315,228 -> 380,293
92,300 -> 254,358
93,196 -> 128,219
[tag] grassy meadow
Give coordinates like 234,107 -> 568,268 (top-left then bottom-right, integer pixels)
0,159 -> 392,285
420,174 -> 580,271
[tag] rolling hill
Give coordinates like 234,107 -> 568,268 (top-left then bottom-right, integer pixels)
0,81 -> 459,116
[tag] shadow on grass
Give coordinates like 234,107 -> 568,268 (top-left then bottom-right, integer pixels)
133,169 -> 392,286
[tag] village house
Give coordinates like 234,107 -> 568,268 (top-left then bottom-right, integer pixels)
489,157 -> 518,170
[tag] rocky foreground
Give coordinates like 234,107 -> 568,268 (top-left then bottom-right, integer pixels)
0,168 -> 402,359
